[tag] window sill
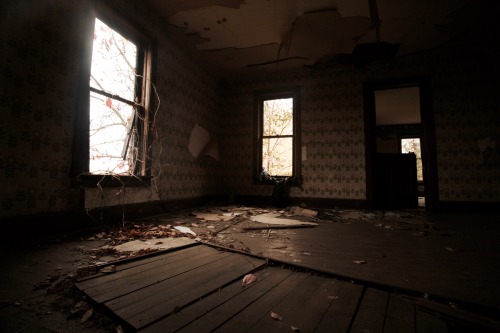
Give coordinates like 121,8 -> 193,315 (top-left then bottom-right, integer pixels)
75,174 -> 152,188
254,174 -> 302,187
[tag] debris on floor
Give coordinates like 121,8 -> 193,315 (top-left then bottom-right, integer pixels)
249,212 -> 318,227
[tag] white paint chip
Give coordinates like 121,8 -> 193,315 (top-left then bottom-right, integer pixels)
250,212 -> 318,226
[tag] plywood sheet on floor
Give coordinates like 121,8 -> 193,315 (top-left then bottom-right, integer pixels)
75,243 -> 469,333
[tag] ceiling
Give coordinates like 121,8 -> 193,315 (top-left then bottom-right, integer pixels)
144,0 -> 482,78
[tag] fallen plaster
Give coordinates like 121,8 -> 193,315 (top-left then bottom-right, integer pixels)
192,211 -> 240,221
111,237 -> 196,252
188,123 -> 219,161
250,212 -> 318,226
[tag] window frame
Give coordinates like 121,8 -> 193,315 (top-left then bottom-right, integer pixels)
72,2 -> 156,187
253,87 -> 301,184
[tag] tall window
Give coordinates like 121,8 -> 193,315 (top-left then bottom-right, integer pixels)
73,5 -> 154,183
90,18 -> 140,175
401,137 -> 423,181
255,88 -> 300,178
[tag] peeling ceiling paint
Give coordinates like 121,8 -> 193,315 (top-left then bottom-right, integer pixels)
145,0 -> 484,78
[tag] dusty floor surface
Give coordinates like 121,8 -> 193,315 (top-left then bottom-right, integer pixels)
1,204 -> 499,332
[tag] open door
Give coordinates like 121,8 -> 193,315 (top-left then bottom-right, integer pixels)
364,78 -> 438,210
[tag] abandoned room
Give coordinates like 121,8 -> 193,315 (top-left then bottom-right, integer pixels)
1,0 -> 499,332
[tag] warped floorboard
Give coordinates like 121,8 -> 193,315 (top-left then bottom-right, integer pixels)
76,243 -> 485,333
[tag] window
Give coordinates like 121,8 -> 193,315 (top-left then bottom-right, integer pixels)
90,18 -> 140,175
72,4 -> 155,186
255,88 -> 301,180
401,137 -> 423,181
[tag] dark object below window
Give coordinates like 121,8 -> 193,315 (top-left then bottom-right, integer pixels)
260,171 -> 302,208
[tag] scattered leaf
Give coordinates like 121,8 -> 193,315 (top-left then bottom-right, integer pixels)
291,325 -> 300,332
242,274 -> 257,286
353,260 -> 366,264
271,311 -> 282,321
81,308 -> 93,323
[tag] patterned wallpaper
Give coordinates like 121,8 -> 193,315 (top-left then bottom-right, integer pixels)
1,0 -> 498,218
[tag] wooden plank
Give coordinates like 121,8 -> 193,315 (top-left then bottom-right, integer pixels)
383,294 -> 415,333
114,254 -> 265,329
77,246 -> 226,302
146,267 -> 292,333
349,288 -> 389,333
247,274 -> 341,332
314,281 -> 364,333
415,309 -> 448,333
215,272 -> 309,332
76,243 -> 200,284
105,253 -> 255,312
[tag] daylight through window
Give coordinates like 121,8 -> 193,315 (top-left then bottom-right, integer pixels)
262,98 -> 294,176
401,138 -> 423,181
89,18 -> 140,175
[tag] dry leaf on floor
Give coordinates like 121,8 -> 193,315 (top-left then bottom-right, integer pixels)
352,260 -> 366,264
242,273 -> 257,286
291,325 -> 300,332
81,308 -> 93,323
271,311 -> 282,321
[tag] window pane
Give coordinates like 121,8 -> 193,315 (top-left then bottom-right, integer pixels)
263,98 -> 293,136
401,138 -> 423,181
89,91 -> 136,174
262,137 -> 293,176
90,18 -> 137,101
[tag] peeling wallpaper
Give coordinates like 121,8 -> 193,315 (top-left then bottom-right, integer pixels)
1,0 -> 499,219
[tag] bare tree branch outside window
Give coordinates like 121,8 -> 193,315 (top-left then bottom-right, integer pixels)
262,98 -> 293,176
89,18 -> 138,175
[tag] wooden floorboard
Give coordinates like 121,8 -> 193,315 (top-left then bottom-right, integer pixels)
247,274 -> 341,332
153,267 -> 293,333
76,243 -> 200,284
314,281 -> 364,333
383,293 -> 416,333
415,309 -> 449,333
215,271 -> 309,332
76,245 -> 224,302
76,243 -> 492,333
349,287 -> 389,333
116,254 -> 264,329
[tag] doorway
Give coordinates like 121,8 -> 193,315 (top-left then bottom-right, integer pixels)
363,78 -> 438,210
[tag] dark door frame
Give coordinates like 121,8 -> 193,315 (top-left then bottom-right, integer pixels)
363,77 -> 439,211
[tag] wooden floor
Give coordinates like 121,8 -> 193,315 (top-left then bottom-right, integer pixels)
76,243 -> 494,333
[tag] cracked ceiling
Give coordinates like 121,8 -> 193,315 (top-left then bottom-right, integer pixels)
145,0 -> 485,78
